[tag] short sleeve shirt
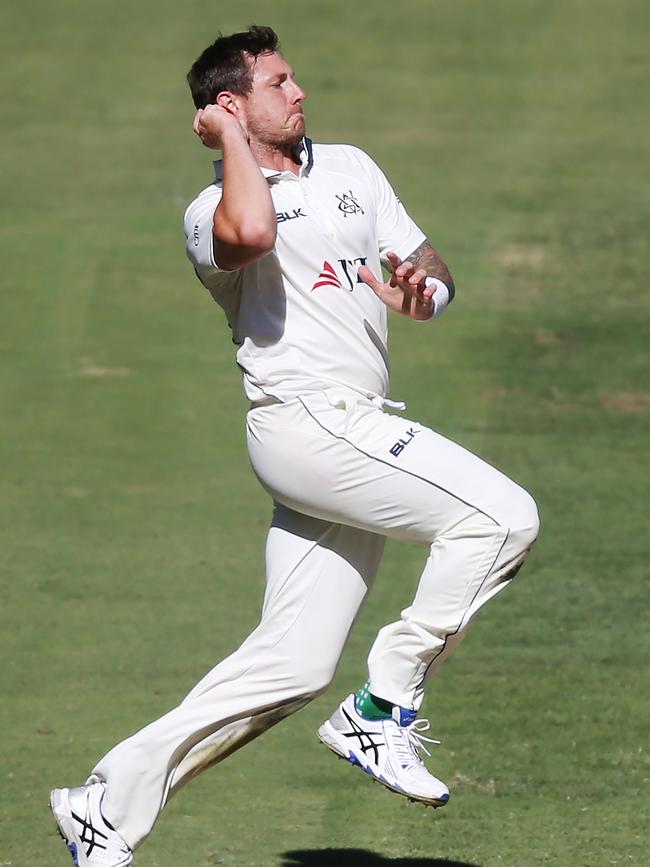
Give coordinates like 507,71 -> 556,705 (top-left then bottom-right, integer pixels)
184,139 -> 426,402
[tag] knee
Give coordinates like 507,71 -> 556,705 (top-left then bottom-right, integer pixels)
282,652 -> 338,701
300,658 -> 338,698
506,487 -> 540,553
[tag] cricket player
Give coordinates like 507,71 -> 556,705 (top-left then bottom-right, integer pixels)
50,25 -> 539,866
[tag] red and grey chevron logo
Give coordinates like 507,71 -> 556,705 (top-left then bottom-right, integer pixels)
311,260 -> 342,291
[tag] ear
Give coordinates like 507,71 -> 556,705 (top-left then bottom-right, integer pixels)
215,91 -> 242,117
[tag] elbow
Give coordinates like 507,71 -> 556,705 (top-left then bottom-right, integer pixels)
238,221 -> 277,254
215,219 -> 276,255
212,220 -> 277,270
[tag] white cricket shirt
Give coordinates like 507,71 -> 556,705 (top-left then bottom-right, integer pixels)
184,138 -> 426,403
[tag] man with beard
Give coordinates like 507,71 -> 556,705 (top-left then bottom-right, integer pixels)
50,26 -> 539,866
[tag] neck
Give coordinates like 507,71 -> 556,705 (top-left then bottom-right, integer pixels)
249,139 -> 302,175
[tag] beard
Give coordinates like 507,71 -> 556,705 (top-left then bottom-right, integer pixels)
247,113 -> 306,152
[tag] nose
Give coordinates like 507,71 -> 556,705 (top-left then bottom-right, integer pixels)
292,80 -> 306,103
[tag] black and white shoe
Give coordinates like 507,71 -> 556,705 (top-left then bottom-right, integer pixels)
50,782 -> 133,866
318,693 -> 450,807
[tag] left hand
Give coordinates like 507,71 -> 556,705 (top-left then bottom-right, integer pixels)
358,252 -> 435,320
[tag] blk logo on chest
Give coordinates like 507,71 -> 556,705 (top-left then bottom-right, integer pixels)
277,208 -> 307,223
390,427 -> 419,458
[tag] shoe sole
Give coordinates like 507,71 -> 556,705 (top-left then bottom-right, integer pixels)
50,788 -> 85,866
317,721 -> 449,808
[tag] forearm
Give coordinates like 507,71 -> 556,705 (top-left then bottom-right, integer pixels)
213,126 -> 277,266
367,240 -> 454,320
403,240 -> 455,301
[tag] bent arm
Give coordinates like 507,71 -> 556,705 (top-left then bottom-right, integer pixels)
354,147 -> 455,319
213,123 -> 277,270
194,106 -> 277,271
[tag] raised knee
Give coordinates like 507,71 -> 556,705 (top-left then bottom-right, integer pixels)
508,488 -> 540,552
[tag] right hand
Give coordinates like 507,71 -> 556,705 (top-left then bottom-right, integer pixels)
193,105 -> 246,150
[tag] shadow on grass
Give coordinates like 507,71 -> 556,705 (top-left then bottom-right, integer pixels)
281,850 -> 480,867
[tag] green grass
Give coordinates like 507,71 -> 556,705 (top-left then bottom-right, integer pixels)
1,1 -> 649,864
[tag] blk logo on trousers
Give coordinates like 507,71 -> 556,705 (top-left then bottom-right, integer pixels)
390,427 -> 419,457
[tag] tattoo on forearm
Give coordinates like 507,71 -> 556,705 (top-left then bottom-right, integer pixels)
404,240 -> 455,300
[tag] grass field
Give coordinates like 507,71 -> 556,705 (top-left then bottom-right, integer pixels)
1,1 -> 649,864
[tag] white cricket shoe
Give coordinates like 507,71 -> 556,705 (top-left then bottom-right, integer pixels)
50,782 -> 133,866
318,693 -> 450,807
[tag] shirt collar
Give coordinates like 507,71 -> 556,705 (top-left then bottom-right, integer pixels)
213,137 -> 314,183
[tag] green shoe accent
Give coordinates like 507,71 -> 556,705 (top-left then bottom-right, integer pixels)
354,682 -> 393,720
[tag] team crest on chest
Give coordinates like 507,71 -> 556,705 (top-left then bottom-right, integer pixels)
335,190 -> 365,218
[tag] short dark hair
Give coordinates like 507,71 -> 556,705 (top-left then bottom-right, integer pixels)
187,25 -> 280,109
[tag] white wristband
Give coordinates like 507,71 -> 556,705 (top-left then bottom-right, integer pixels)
424,277 -> 450,319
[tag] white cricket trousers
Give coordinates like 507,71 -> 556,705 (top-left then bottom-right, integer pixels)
92,389 -> 539,849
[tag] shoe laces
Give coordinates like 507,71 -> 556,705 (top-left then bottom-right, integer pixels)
392,718 -> 441,769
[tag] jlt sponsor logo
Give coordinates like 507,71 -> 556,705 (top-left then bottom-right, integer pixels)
390,427 -> 419,458
276,208 -> 307,223
312,257 -> 367,292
